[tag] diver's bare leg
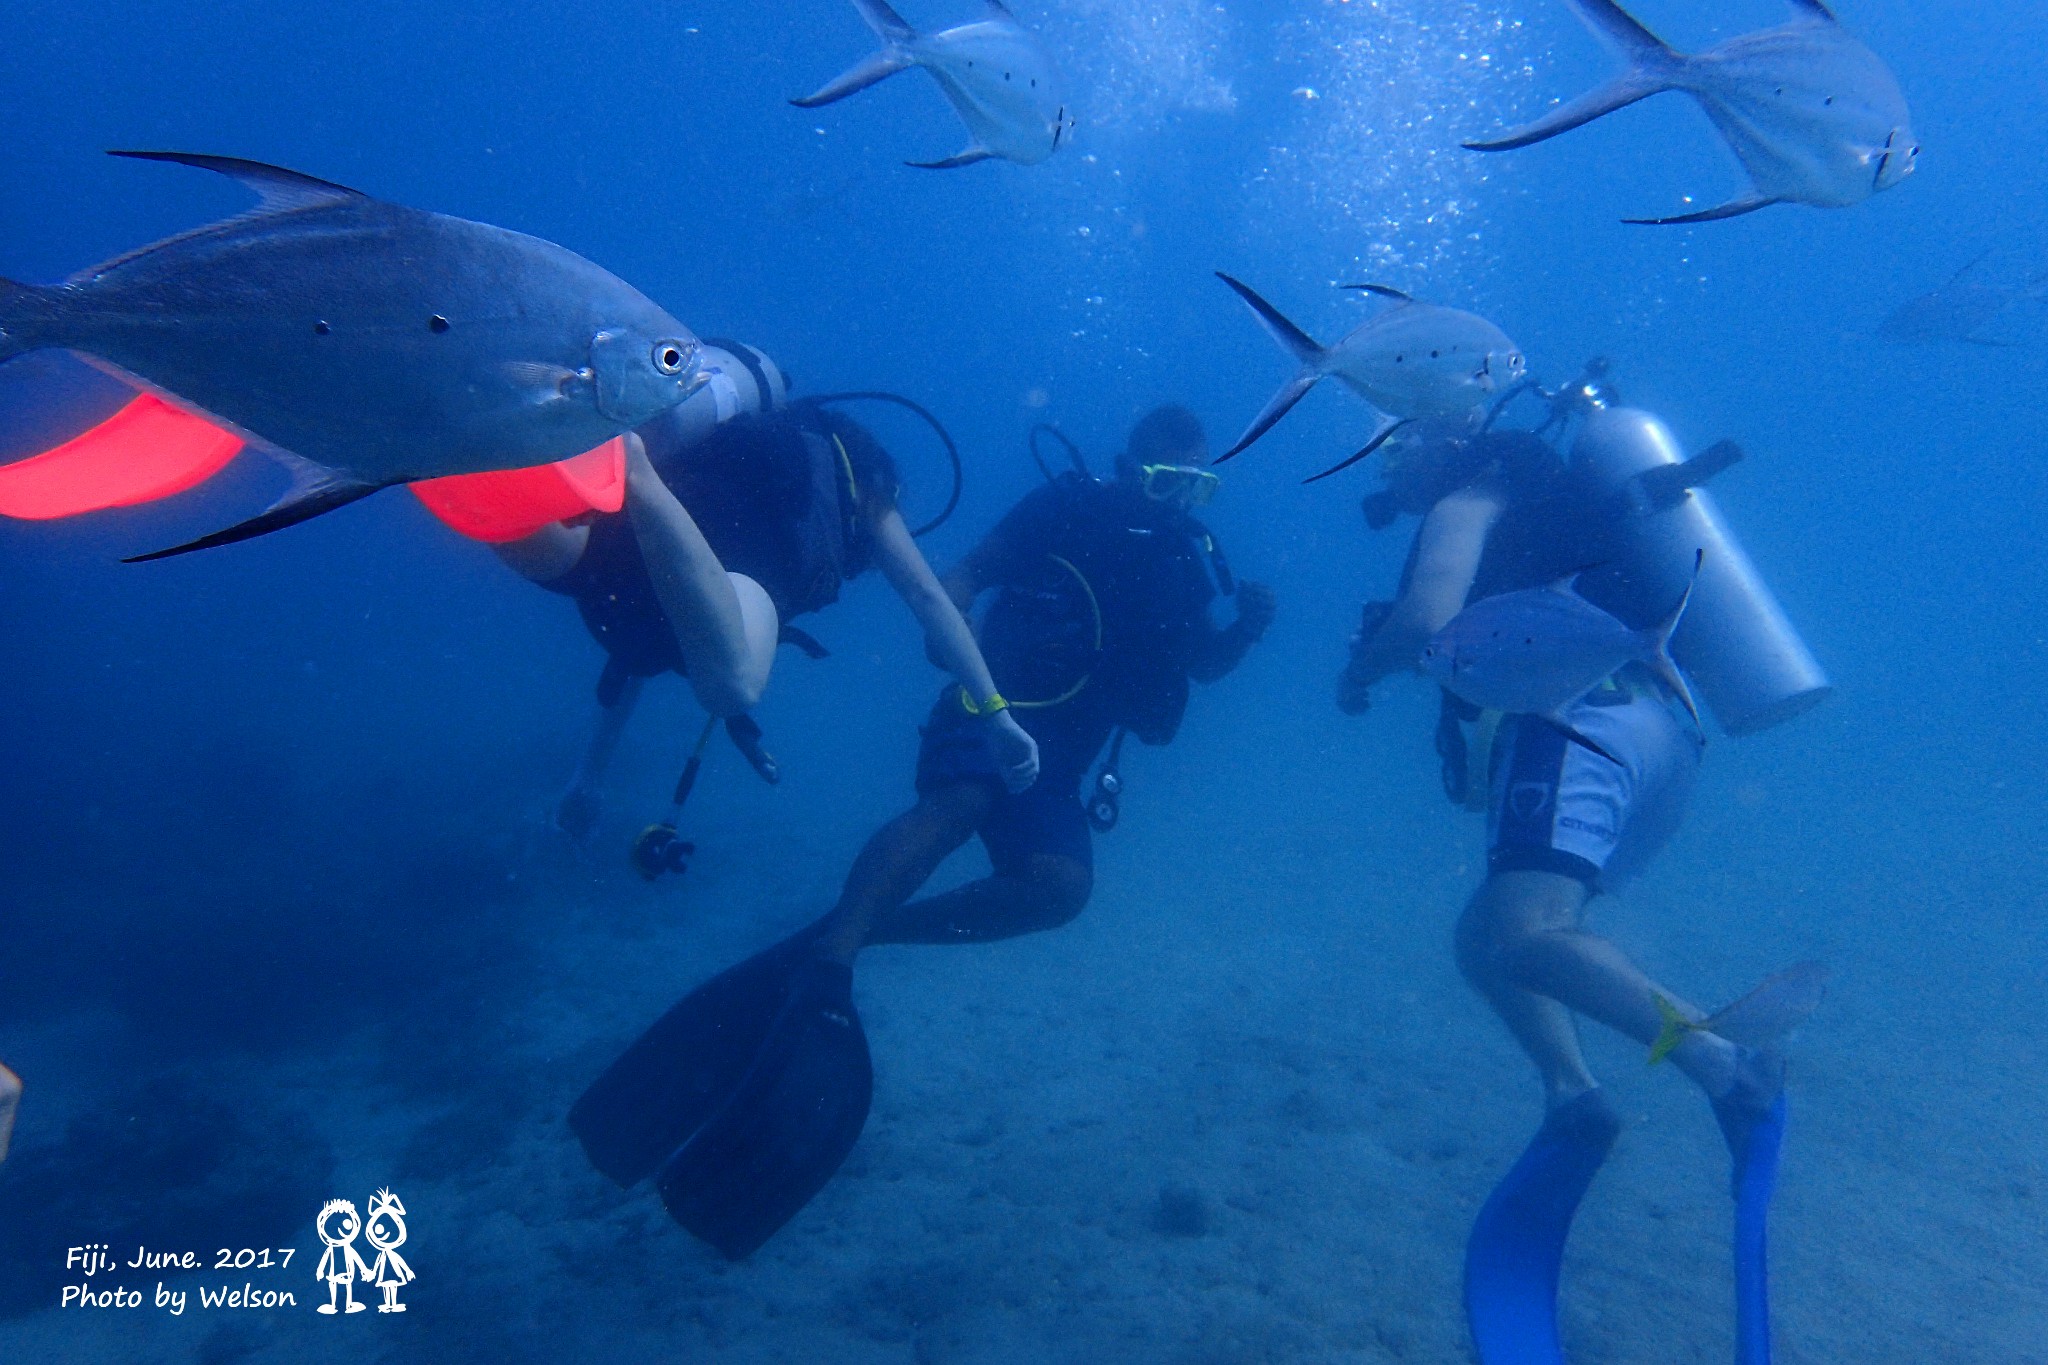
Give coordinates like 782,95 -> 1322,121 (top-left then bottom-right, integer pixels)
866,853 -> 1093,946
1478,870 -> 1739,1098
815,782 -> 996,963
624,436 -> 779,716
1457,873 -> 1600,1107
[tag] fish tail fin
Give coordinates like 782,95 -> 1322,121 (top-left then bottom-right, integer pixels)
1464,0 -> 1681,152
792,0 -> 919,107
1463,70 -> 1672,151
1217,272 -> 1323,367
1569,0 -> 1680,65
792,47 -> 917,107
1647,994 -> 1694,1066
0,277 -> 62,365
850,0 -> 917,42
1642,548 -> 1704,728
1214,273 -> 1327,462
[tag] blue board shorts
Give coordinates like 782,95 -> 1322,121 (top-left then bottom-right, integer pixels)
1487,681 -> 1703,893
915,691 -> 1110,875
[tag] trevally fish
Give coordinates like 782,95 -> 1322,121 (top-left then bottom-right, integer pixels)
1464,0 -> 1918,225
1650,961 -> 1831,1065
0,152 -> 704,559
794,0 -> 1073,169
1215,273 -> 1525,480
1876,251 -> 2046,348
1421,555 -> 1702,734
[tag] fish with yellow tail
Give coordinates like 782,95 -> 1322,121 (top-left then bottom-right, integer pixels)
1649,960 -> 1832,1065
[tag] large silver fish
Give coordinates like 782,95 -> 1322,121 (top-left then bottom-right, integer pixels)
1465,0 -> 1918,224
794,0 -> 1073,169
1877,252 -> 2044,348
1421,559 -> 1701,732
0,152 -> 704,558
1215,273 -> 1525,480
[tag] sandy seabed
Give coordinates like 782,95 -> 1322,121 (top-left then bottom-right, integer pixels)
2,701 -> 2044,1365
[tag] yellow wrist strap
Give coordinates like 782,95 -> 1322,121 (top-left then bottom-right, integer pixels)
959,688 -> 1010,717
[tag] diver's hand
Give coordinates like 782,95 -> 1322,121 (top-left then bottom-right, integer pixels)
555,786 -> 603,842
1233,580 -> 1277,642
984,710 -> 1040,793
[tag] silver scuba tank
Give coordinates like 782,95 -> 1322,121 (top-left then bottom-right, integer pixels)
659,338 -> 787,448
1571,407 -> 1831,736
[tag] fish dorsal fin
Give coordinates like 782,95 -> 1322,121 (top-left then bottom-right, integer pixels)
1545,560 -> 1604,595
107,151 -> 367,214
1343,283 -> 1415,304
1787,0 -> 1837,22
982,0 -> 1018,18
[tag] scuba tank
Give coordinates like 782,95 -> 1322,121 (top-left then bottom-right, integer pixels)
665,338 -> 789,445
1570,407 -> 1832,736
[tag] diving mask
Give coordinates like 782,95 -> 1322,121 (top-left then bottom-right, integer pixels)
1139,463 -> 1220,507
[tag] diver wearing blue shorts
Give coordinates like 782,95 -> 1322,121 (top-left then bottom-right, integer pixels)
1340,397 -> 1798,1364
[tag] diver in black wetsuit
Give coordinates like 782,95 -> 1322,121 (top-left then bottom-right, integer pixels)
568,404 -> 1275,1260
815,403 -> 1275,953
495,398 -> 1037,837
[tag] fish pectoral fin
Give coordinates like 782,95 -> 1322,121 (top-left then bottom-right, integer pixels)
1463,70 -> 1670,152
1624,193 -> 1780,226
792,46 -> 916,108
107,150 -> 366,214
1647,994 -> 1695,1066
123,468 -> 389,562
501,360 -> 592,405
906,146 -> 998,170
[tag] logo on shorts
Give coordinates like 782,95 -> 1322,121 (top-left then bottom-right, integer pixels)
1508,782 -> 1555,821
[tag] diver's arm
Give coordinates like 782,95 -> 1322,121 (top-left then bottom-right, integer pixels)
492,520 -> 589,583
1343,486 -> 1504,696
623,435 -> 780,717
1188,579 -> 1277,683
871,507 -> 1040,793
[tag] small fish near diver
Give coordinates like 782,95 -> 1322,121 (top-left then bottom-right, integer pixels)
1876,251 -> 2048,348
1464,0 -> 1918,224
0,152 -> 704,559
1214,273 -> 1525,481
1421,551 -> 1705,758
1651,960 -> 1832,1065
794,0 -> 1073,169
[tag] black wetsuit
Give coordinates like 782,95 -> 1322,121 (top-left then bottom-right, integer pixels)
544,405 -> 891,698
917,475 -> 1227,872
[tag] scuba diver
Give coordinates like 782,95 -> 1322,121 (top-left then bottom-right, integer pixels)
569,404 -> 1276,1259
488,342 -> 1039,854
1337,363 -> 1831,1365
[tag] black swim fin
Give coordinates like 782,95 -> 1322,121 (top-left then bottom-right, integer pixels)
656,957 -> 873,1260
569,926 -> 821,1188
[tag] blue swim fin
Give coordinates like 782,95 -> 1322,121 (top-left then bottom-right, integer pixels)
1464,1088 -> 1623,1364
1717,1090 -> 1788,1365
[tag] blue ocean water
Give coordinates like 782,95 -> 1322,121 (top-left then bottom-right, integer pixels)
2,1 -> 2045,1360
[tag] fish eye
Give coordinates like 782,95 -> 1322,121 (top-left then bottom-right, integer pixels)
652,340 -> 692,375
